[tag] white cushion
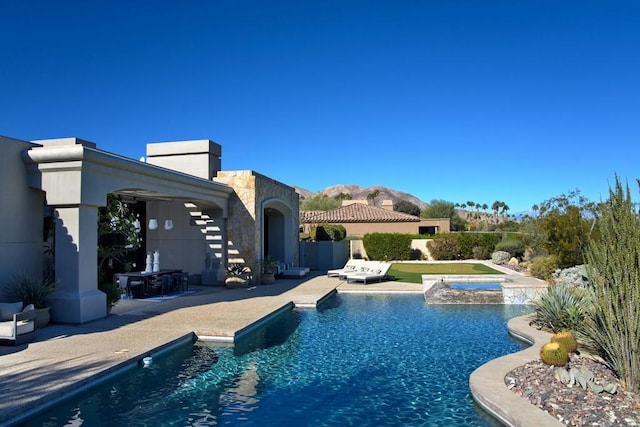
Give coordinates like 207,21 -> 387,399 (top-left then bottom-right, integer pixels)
0,322 -> 14,338
0,302 -> 23,321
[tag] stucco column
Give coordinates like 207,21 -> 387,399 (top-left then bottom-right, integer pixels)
50,205 -> 106,323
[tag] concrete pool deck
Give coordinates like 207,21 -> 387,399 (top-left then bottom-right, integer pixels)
0,270 -> 557,426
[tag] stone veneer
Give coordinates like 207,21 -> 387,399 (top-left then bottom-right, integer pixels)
214,170 -> 300,284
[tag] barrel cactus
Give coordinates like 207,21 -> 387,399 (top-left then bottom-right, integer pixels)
540,342 -> 569,366
551,331 -> 578,353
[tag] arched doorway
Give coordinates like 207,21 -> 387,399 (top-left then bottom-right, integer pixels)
262,198 -> 296,267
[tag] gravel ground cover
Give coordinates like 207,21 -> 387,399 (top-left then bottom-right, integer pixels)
505,353 -> 640,426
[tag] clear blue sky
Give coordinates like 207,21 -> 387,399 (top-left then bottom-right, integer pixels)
2,1 -> 639,213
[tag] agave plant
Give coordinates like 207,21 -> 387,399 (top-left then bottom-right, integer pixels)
1,274 -> 57,309
532,283 -> 591,333
226,263 -> 249,278
260,255 -> 279,274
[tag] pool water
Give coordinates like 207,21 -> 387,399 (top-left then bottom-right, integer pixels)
21,295 -> 531,426
449,283 -> 503,290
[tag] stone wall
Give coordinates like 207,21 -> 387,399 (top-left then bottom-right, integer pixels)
215,170 -> 299,284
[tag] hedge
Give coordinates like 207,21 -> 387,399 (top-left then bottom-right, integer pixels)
362,233 -> 412,261
427,233 -> 502,260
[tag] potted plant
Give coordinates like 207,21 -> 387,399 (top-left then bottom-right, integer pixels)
225,263 -> 249,288
1,274 -> 57,328
260,255 -> 279,284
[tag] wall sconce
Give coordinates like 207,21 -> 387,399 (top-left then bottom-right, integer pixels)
148,218 -> 158,230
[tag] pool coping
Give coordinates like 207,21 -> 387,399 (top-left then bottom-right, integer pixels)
469,314 -> 562,427
3,333 -> 197,426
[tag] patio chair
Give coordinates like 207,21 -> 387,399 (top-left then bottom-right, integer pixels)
118,275 -> 144,298
172,272 -> 189,292
150,275 -> 172,296
345,262 -> 392,284
0,302 -> 36,345
327,259 -> 367,278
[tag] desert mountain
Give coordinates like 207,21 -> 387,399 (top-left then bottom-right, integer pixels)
292,184 -> 428,209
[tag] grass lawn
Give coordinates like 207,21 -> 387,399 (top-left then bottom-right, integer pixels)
388,262 -> 504,284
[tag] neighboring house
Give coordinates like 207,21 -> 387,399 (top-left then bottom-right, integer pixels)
301,200 -> 450,238
0,136 -> 299,323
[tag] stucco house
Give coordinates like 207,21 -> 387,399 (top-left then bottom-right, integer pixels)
301,200 -> 450,238
0,135 -> 300,324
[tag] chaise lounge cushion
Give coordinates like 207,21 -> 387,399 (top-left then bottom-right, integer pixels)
0,302 -> 24,321
328,259 -> 367,277
0,303 -> 36,344
345,262 -> 392,284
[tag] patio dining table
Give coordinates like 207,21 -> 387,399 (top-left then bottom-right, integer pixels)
118,269 -> 183,298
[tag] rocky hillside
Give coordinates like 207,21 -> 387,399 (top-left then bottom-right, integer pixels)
292,184 -> 428,209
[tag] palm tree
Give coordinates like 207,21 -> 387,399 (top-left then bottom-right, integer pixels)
491,200 -> 503,223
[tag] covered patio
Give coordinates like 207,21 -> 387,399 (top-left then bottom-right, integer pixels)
24,138 -> 233,323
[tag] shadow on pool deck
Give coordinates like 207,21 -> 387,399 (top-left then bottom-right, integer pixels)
0,270 -> 557,426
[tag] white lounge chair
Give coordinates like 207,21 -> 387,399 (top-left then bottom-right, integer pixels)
0,302 -> 36,346
345,262 -> 392,284
277,263 -> 310,277
327,259 -> 367,278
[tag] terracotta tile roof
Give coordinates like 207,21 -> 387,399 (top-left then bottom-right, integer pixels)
301,203 -> 420,223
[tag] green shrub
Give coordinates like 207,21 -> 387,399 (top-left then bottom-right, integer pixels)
1,274 -> 57,309
427,236 -> 461,260
454,233 -> 477,258
479,233 -> 502,251
495,238 -> 525,258
311,224 -> 346,241
363,233 -> 412,261
529,255 -> 559,280
427,233 -> 500,260
98,281 -> 121,312
409,248 -> 424,260
472,245 -> 492,260
532,283 -> 590,333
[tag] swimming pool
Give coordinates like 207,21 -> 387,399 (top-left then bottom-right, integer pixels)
21,295 -> 531,426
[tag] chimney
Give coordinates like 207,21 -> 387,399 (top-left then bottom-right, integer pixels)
381,200 -> 394,211
146,139 -> 222,180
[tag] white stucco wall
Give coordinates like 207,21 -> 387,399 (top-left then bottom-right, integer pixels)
0,136 -> 44,286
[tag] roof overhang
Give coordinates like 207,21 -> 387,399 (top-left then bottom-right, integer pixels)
24,143 -> 232,215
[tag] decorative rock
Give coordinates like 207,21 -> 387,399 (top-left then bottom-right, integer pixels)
491,251 -> 511,265
506,357 -> 640,426
552,264 -> 588,288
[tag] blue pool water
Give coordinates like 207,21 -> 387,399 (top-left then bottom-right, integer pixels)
449,283 -> 503,290
21,295 -> 531,426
